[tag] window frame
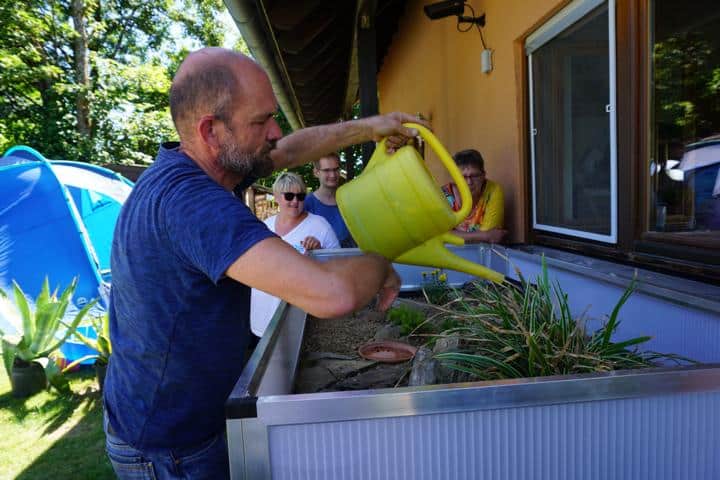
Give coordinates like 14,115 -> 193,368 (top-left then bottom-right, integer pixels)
525,0 -> 720,283
527,0 -> 619,244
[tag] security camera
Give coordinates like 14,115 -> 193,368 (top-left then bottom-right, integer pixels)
423,0 -> 464,20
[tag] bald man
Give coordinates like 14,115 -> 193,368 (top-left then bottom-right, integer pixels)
103,47 -> 424,479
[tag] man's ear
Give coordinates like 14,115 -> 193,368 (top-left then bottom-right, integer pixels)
197,115 -> 222,152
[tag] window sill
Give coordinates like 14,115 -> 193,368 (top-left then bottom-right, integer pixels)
514,244 -> 720,314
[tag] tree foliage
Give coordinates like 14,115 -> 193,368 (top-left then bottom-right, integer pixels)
654,33 -> 720,141
0,0 -> 232,164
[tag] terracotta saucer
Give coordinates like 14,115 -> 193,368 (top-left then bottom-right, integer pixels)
358,340 -> 417,363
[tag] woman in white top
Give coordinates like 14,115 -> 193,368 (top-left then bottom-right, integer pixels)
251,172 -> 339,337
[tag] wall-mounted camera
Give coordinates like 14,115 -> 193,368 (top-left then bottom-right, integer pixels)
423,0 -> 485,27
423,0 -> 464,20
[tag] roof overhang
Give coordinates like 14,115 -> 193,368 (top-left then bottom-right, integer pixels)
223,0 -> 407,129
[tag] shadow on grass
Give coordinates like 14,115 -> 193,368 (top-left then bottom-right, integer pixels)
0,369 -> 101,436
0,368 -> 113,479
14,398 -> 115,480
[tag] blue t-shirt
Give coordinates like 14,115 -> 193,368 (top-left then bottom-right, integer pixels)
104,143 -> 276,450
304,192 -> 354,247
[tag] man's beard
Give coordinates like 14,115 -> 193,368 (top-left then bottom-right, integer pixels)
217,139 -> 276,178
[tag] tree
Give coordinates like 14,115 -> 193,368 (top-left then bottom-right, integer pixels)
0,0 -> 233,164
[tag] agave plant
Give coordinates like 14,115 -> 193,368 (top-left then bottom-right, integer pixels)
0,277 -> 96,394
429,258 -> 691,381
60,312 -> 111,370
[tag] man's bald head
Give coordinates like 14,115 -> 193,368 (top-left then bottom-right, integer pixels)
169,48 -> 263,140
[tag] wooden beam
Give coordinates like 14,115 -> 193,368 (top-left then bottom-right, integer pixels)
357,1 -> 378,165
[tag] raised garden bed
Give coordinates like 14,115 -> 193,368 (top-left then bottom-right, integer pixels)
226,245 -> 720,480
295,271 -> 687,395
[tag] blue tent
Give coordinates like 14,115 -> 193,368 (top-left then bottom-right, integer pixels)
0,145 -> 133,321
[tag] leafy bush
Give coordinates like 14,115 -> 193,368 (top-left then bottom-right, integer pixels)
387,304 -> 426,336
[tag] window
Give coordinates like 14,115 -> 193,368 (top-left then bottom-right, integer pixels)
527,0 -> 617,243
524,0 -> 719,279
648,0 -> 720,237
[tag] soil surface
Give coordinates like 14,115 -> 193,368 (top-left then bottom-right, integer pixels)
300,305 -> 386,357
295,299 -> 429,394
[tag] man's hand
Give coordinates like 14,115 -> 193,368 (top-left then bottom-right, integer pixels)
376,267 -> 401,312
362,112 -> 431,154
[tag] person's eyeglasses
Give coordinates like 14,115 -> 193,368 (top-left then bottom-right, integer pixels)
463,173 -> 484,182
318,167 -> 340,174
282,192 -> 306,201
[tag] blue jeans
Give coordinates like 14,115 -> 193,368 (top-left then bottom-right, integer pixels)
104,412 -> 230,480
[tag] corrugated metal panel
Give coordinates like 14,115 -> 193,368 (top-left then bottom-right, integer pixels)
268,390 -> 720,480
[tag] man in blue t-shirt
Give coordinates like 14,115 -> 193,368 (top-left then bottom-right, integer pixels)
304,152 -> 356,247
103,47 -> 425,480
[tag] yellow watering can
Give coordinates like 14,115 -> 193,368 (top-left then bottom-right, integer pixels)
336,123 -> 504,284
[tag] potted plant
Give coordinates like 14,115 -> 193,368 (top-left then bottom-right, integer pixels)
61,312 -> 111,390
0,278 -> 96,397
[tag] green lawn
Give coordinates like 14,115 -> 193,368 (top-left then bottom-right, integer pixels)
0,365 -> 114,480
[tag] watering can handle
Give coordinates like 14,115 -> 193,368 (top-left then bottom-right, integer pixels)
399,123 -> 473,224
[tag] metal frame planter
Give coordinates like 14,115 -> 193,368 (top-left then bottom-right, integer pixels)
226,245 -> 720,480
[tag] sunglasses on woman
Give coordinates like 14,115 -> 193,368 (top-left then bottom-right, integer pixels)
282,192 -> 306,201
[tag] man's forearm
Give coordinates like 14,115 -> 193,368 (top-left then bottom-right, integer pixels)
270,112 -> 424,170
322,253 -> 394,312
272,120 -> 370,170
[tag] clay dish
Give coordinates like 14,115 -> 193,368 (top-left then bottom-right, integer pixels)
358,340 -> 417,363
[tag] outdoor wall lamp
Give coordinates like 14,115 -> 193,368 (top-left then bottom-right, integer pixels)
423,1 -> 485,27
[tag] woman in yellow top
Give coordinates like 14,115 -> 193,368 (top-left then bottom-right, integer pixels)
441,149 -> 507,244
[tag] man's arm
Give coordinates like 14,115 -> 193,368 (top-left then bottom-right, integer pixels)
226,237 -> 400,318
270,112 -> 427,170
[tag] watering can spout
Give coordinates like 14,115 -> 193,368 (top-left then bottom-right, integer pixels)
394,233 -> 505,284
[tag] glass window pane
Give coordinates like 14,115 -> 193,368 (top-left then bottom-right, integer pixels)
532,5 -> 612,236
650,0 -> 720,233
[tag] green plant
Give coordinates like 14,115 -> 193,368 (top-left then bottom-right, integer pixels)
421,269 -> 455,305
387,304 -> 427,336
432,258 -> 691,381
0,278 -> 96,394
61,313 -> 112,371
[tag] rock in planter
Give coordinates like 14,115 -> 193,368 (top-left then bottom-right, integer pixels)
409,346 -> 437,387
433,334 -> 465,384
433,335 -> 460,354
11,359 -> 47,398
374,324 -> 402,341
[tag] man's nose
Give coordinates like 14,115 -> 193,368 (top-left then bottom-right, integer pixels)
267,117 -> 283,142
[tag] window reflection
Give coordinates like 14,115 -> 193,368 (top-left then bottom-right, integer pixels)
650,0 -> 720,232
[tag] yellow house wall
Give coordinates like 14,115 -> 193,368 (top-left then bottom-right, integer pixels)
378,0 -> 568,242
